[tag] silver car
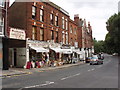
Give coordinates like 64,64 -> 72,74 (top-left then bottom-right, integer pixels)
90,56 -> 103,65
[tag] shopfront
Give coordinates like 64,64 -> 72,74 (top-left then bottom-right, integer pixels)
8,27 -> 26,68
26,40 -> 49,68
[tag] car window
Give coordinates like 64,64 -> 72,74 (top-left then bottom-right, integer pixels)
91,57 -> 98,59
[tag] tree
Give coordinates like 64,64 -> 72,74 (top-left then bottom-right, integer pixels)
105,12 -> 120,55
93,38 -> 105,54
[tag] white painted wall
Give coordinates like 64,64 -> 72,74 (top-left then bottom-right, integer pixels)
16,48 -> 26,68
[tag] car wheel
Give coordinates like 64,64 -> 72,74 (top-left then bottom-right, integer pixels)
90,63 -> 92,65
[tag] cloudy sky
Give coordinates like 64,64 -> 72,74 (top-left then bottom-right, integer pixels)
10,0 -> 119,41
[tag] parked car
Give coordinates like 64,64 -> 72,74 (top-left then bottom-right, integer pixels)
85,57 -> 92,63
112,53 -> 118,56
97,53 -> 104,60
90,56 -> 103,65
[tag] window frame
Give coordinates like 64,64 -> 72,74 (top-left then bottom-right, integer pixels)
40,9 -> 44,22
40,28 -> 44,41
50,13 -> 54,25
32,6 -> 36,19
32,26 -> 37,40
0,17 -> 4,35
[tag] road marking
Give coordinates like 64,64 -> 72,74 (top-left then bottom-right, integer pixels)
61,73 -> 81,80
88,68 -> 95,71
23,81 -> 55,88
88,69 -> 91,71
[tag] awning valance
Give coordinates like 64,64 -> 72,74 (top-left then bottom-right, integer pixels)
50,48 -> 62,53
61,49 -> 73,54
30,46 -> 49,53
73,49 -> 82,55
50,48 -> 72,54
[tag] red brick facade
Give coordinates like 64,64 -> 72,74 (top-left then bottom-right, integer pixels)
74,15 -> 93,50
69,19 -> 78,47
9,2 -> 69,45
9,1 -> 93,49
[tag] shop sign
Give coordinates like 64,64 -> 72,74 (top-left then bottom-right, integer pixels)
9,28 -> 26,40
27,40 -> 49,48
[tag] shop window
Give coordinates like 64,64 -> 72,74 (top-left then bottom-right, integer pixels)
55,16 -> 58,26
0,17 -> 4,35
40,9 -> 44,22
51,30 -> 54,40
50,13 -> 54,25
32,6 -> 36,19
40,28 -> 44,41
32,26 -> 37,40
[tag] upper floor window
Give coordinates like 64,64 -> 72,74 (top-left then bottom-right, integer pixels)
65,19 -> 68,30
0,17 -> 4,35
51,30 -> 54,40
66,34 -> 68,44
40,9 -> 44,22
74,27 -> 77,35
40,28 -> 44,41
62,17 -> 65,29
56,31 -> 58,43
62,32 -> 65,44
55,16 -> 58,26
70,25 -> 73,33
32,6 -> 36,19
50,14 -> 54,24
32,26 -> 37,40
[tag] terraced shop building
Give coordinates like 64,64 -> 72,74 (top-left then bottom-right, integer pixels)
8,1 -> 72,68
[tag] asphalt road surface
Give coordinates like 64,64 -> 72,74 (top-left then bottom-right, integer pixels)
2,54 -> 119,89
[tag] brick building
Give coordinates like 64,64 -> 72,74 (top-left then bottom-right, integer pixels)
69,19 -> 78,47
8,0 -> 94,69
74,14 -> 94,58
9,1 -> 69,45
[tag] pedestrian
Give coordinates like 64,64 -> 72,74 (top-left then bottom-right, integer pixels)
31,61 -> 35,68
26,61 -> 32,69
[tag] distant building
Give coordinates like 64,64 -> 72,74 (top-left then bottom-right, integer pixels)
74,15 -> 94,59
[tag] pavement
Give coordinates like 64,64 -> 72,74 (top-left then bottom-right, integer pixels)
1,61 -> 85,78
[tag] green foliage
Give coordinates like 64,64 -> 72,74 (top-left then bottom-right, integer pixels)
105,12 -> 120,55
93,39 -> 105,54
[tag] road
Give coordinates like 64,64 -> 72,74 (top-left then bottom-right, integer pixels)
2,54 -> 119,89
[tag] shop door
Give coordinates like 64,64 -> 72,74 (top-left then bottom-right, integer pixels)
14,49 -> 17,67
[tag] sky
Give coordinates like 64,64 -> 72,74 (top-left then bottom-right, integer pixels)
10,0 -> 119,41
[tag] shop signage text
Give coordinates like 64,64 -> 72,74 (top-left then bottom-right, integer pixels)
9,28 -> 26,40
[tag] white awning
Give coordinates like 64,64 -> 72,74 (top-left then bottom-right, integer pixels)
50,48 -> 72,54
61,49 -> 73,54
50,48 -> 62,53
30,46 -> 49,53
73,49 -> 82,54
